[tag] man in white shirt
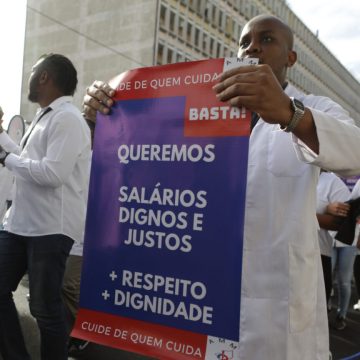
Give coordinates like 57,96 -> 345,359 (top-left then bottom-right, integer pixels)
316,171 -> 350,313
82,15 -> 360,360
0,54 -> 91,360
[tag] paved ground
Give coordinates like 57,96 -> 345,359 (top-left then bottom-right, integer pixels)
1,277 -> 360,360
0,276 -> 152,360
328,291 -> 360,360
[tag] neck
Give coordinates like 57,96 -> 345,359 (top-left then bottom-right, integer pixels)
38,81 -> 64,108
38,88 -> 66,108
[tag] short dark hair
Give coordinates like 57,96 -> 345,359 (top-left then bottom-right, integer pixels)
38,53 -> 78,96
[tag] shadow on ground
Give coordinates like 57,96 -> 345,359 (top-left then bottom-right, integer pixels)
1,277 -> 359,360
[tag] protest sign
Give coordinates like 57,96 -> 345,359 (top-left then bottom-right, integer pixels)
73,58 -> 254,359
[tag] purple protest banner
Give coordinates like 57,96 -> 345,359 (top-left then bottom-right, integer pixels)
73,58 -> 253,359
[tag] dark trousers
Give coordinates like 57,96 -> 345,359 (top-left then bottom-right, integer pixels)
321,254 -> 332,305
354,254 -> 360,299
0,231 -> 73,360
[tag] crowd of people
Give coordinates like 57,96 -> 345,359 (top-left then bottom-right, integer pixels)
316,173 -> 360,333
0,13 -> 360,360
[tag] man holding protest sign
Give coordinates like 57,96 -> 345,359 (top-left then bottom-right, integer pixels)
82,15 -> 360,360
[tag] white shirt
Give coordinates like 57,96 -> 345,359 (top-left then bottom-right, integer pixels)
239,84 -> 360,360
316,172 -> 350,256
69,152 -> 92,256
0,166 -> 13,222
0,96 -> 91,243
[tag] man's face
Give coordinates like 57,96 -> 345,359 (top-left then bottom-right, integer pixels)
237,17 -> 295,84
28,58 -> 44,103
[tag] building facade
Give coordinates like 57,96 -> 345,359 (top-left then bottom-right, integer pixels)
21,0 -> 360,124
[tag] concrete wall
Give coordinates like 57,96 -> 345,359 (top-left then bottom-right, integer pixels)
21,0 -> 158,122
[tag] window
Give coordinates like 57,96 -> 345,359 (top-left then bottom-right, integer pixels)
209,36 -> 215,57
216,42 -> 223,58
160,4 -> 167,28
202,33 -> 207,54
225,15 -> 233,38
187,21 -> 193,43
157,43 -> 164,65
176,51 -> 184,63
167,47 -> 174,64
212,6 -> 218,27
178,16 -> 185,39
169,10 -> 176,33
218,9 -> 224,31
189,0 -> 197,12
195,27 -> 200,48
204,3 -> 212,23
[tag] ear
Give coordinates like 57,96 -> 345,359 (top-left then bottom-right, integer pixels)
287,50 -> 297,68
39,70 -> 49,85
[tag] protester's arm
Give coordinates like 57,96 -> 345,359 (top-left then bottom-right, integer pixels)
317,213 -> 344,231
213,64 -> 319,153
0,121 -> 21,154
82,81 -> 115,122
317,201 -> 349,231
326,202 -> 350,217
5,112 -> 88,187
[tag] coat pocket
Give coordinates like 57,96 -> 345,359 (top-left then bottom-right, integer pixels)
288,243 -> 317,332
267,130 -> 307,177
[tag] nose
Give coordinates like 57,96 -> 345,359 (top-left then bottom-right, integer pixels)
245,40 -> 261,54
237,40 -> 260,58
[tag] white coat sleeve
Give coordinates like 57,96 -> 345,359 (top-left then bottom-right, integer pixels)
0,131 -> 21,154
5,112 -> 86,187
293,97 -> 360,177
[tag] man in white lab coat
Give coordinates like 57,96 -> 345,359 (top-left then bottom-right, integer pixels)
82,15 -> 360,360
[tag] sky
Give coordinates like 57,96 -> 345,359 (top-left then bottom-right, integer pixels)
287,0 -> 360,81
0,0 -> 27,126
0,1 -> 359,125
